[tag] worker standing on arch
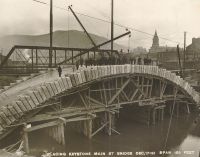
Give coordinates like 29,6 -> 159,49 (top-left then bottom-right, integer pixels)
57,65 -> 62,77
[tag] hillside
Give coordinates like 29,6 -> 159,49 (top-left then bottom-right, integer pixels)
0,30 -> 127,55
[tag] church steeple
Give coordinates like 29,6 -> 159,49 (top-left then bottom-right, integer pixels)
152,30 -> 159,47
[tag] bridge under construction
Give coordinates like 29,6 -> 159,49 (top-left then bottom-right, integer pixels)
0,0 -> 200,156
0,64 -> 199,154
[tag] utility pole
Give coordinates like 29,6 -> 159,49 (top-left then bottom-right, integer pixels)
183,31 -> 187,78
177,44 -> 183,77
111,0 -> 114,55
49,0 -> 53,68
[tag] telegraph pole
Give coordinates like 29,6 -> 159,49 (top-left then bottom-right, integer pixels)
177,44 -> 183,77
111,0 -> 114,55
183,31 -> 187,77
49,0 -> 53,67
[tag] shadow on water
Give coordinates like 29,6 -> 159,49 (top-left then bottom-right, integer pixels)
28,109 -> 200,157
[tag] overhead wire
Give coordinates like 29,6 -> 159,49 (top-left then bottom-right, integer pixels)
31,0 -> 182,45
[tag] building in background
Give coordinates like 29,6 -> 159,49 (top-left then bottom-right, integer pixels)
186,38 -> 200,61
149,31 -> 176,53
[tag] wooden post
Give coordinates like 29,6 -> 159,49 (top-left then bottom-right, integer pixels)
46,122 -> 65,145
84,119 -> 92,139
152,108 -> 156,125
108,112 -> 112,136
31,49 -> 34,73
72,50 -> 74,64
94,51 -> 96,60
161,108 -> 164,121
23,129 -> 30,154
186,103 -> 190,114
54,50 -> 57,66
176,103 -> 179,117
65,50 -> 67,63
36,49 -> 38,65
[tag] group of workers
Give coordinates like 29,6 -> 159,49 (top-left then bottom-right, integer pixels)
57,56 -> 155,77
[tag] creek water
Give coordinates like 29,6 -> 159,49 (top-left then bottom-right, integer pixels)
29,111 -> 200,157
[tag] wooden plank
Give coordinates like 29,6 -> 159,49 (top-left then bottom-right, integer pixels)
6,105 -> 20,119
18,96 -> 32,110
15,101 -> 27,113
0,111 -> 12,125
3,107 -> 16,123
58,78 -> 66,92
50,82 -> 59,95
41,86 -> 51,99
37,87 -> 47,102
24,96 -> 36,109
24,121 -> 59,132
66,77 -> 73,88
45,83 -> 56,97
0,113 -> 8,127
33,90 -> 44,104
61,77 -> 69,90
27,91 -> 40,106
55,80 -> 62,93
12,102 -> 23,116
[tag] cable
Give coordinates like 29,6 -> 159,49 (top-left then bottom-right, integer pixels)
31,0 -> 182,45
32,0 -> 47,4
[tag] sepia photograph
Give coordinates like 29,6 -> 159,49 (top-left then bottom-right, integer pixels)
0,0 -> 200,156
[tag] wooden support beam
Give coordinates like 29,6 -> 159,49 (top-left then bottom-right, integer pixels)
23,130 -> 29,154
176,103 -> 179,117
108,112 -> 112,136
99,83 -> 104,105
131,89 -> 139,101
130,79 -> 147,98
59,123 -> 65,145
141,76 -> 144,93
84,119 -> 93,139
149,78 -> 153,98
145,79 -> 150,98
108,80 -> 112,100
91,122 -> 108,137
121,90 -> 130,102
86,96 -> 105,106
160,81 -> 167,99
79,92 -> 88,109
186,103 -> 190,114
152,109 -> 156,125
24,121 -> 59,132
108,79 -> 130,105
102,81 -> 108,106
111,128 -> 120,135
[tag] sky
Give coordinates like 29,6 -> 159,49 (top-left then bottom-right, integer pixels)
0,0 -> 200,49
